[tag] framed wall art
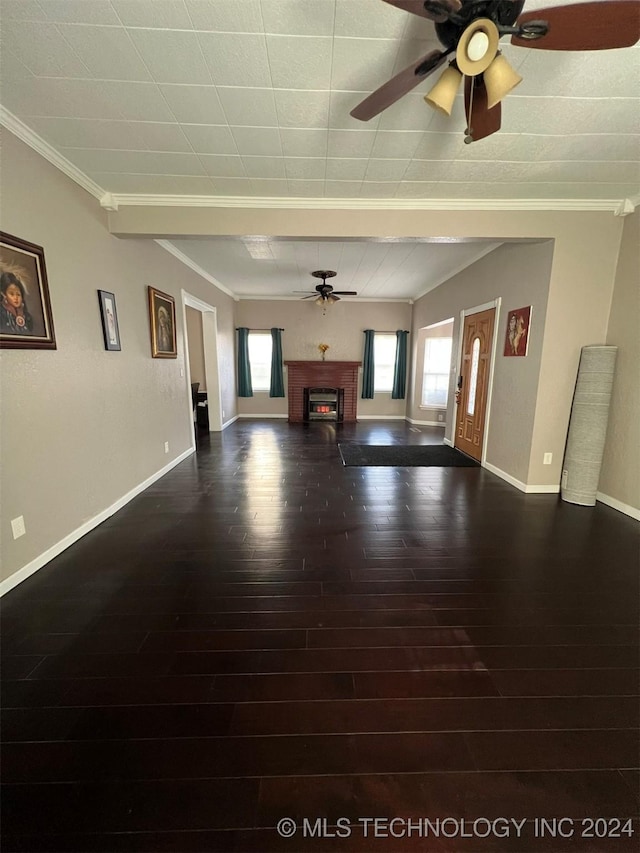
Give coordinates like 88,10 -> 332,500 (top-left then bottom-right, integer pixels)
98,290 -> 121,351
0,231 -> 56,349
503,306 -> 532,357
148,286 -> 177,358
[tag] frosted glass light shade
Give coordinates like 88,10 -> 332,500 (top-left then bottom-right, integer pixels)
424,65 -> 463,115
484,54 -> 523,108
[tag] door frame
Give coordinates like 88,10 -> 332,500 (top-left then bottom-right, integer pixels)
181,290 -> 223,445
451,297 -> 501,465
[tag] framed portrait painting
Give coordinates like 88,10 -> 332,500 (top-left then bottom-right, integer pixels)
148,286 -> 177,358
503,306 -> 532,357
0,231 -> 56,349
98,290 -> 121,351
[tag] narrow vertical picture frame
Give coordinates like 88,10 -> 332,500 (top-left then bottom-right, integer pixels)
98,290 -> 121,351
148,286 -> 177,358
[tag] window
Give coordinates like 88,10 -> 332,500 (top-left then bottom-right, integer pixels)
374,334 -> 397,392
421,336 -> 453,408
248,332 -> 272,391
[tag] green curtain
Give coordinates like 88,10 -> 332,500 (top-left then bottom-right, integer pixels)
269,327 -> 285,397
392,330 -> 409,399
362,329 -> 375,399
236,327 -> 253,397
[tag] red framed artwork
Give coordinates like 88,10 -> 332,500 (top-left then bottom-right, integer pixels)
503,306 -> 531,357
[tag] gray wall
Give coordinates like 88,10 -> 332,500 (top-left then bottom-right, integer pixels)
599,210 -> 640,512
235,298 -> 413,418
0,131 -> 236,585
410,242 -> 555,485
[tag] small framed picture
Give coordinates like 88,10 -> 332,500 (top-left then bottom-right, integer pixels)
98,290 -> 121,351
503,306 -> 532,357
148,286 -> 177,358
0,231 -> 56,349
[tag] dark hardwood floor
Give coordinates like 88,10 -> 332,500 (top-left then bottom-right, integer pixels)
2,420 -> 638,852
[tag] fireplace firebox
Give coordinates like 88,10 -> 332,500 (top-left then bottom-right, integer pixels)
304,387 -> 344,422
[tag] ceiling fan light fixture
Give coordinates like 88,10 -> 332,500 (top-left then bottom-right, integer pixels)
456,18 -> 499,76
424,64 -> 462,115
483,54 -> 523,108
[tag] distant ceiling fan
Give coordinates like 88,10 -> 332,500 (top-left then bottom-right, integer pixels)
294,271 -> 358,303
350,0 -> 640,142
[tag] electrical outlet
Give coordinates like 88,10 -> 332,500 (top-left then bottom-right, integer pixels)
11,516 -> 26,539
180,368 -> 184,377
164,442 -> 169,454
438,413 -> 444,422
222,410 -> 225,418
543,452 -> 553,465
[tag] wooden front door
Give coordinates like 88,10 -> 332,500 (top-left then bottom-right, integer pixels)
454,308 -> 495,461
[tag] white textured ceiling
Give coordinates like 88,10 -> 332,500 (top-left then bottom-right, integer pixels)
1,0 -> 638,203
167,237 -> 503,299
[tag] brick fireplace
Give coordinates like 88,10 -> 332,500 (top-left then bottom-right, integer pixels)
284,361 -> 361,423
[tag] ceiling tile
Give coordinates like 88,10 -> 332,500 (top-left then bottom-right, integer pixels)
391,38 -> 442,76
280,128 -> 328,157
100,81 -> 177,121
186,0 -> 264,32
127,29 -> 211,84
89,173 -> 218,194
331,38 -> 398,92
411,132 -> 464,160
275,90 -> 330,128
394,181 -> 441,198
287,179 -> 326,196
134,123 -> 193,153
26,116 -> 148,150
377,92 -> 446,132
180,124 -> 238,155
542,134 -> 640,163
284,158 -> 326,180
199,155 -> 247,178
6,77 -> 135,120
370,130 -> 423,159
261,0 -> 335,36
198,32 -> 271,87
326,158 -> 368,181
365,158 -> 410,181
530,160 -> 640,184
327,128 -> 377,158
267,35 -> 333,89
159,84 -> 227,124
231,126 -> 283,156
334,0 -> 409,39
1,21 -> 91,78
250,178 -> 290,195
242,156 -> 286,178
111,1 -> 193,29
216,87 -> 278,126
61,148 -> 207,175
208,177 -> 255,195
0,1 -> 47,21
56,24 -> 153,81
38,0 -> 120,24
403,159 -> 452,182
359,181 -> 399,197
505,96 -> 640,136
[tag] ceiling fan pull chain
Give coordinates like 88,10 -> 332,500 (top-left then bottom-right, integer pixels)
465,76 -> 475,143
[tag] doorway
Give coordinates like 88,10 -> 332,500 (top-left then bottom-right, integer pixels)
181,291 -> 223,446
454,303 -> 498,462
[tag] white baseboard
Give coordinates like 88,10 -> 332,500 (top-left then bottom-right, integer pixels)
444,437 -> 453,447
222,414 -> 239,429
237,413 -> 288,419
483,461 -> 560,494
406,417 -> 446,427
1,447 -> 194,597
596,492 -> 640,521
357,415 -> 407,420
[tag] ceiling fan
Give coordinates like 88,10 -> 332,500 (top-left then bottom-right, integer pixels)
351,0 -> 640,142
294,270 -> 358,303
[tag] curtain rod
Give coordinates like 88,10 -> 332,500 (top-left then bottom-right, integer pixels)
236,327 -> 284,331
365,330 -> 410,334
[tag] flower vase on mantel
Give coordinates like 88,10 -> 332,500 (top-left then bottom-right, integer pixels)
318,344 -> 329,361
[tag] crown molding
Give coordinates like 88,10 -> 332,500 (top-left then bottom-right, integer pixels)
101,193 -> 626,213
614,196 -> 640,217
236,295 -> 413,303
0,105 -> 108,202
155,240 -> 238,300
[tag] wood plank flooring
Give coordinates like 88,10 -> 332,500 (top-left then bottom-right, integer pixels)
2,420 -> 638,852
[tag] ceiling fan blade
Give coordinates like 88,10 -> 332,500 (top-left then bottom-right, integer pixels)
464,76 -> 501,142
512,1 -> 640,50
381,0 -> 462,23
351,49 -> 448,121
300,294 -> 319,299
332,291 -> 358,296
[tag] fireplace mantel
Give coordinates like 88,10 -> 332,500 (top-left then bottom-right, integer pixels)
284,361 -> 361,423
